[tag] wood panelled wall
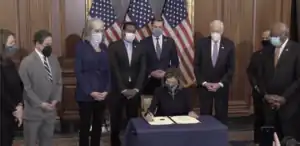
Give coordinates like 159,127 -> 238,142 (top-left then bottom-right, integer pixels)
0,0 -> 292,119
0,0 -> 63,56
194,0 -> 292,115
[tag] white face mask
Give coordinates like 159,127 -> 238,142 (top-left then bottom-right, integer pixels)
211,32 -> 221,41
125,33 -> 136,42
91,33 -> 103,44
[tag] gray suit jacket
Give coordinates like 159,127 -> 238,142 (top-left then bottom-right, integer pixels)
19,51 -> 62,121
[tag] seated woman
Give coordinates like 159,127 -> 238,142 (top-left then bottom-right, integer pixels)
145,68 -> 198,121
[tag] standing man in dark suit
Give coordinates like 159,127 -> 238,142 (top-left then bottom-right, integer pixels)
108,22 -> 146,146
246,30 -> 270,145
258,22 -> 300,140
141,19 -> 179,95
194,20 -> 235,125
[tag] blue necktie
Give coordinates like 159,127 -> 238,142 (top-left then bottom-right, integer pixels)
212,42 -> 219,67
156,37 -> 162,59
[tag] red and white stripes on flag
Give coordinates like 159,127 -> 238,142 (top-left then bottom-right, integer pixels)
126,0 -> 154,40
103,23 -> 122,45
89,0 -> 121,46
162,0 -> 195,86
163,18 -> 195,86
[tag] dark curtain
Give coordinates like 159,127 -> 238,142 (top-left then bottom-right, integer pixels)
290,0 -> 300,41
290,0 -> 300,141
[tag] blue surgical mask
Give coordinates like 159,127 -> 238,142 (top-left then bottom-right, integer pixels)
5,45 -> 19,55
270,37 -> 282,47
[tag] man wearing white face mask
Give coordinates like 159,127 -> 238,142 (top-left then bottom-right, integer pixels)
194,20 -> 235,125
108,22 -> 146,146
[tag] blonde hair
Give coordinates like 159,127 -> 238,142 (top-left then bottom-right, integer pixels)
210,20 -> 224,33
82,18 -> 105,40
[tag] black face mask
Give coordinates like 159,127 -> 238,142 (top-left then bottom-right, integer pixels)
261,40 -> 271,47
42,46 -> 52,57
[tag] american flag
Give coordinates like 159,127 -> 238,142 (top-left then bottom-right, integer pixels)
126,0 -> 154,40
89,0 -> 122,45
162,0 -> 195,86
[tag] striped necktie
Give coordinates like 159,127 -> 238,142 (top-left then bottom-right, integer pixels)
43,56 -> 53,82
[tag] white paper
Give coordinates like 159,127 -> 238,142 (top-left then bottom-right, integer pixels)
170,116 -> 200,124
148,116 -> 174,125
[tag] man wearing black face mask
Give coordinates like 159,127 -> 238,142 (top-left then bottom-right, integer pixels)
246,30 -> 270,145
19,30 -> 62,146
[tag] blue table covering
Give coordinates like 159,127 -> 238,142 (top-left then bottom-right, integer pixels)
124,116 -> 228,146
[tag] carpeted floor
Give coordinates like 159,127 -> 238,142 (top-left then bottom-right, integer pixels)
12,116 -> 256,146
12,131 -> 255,146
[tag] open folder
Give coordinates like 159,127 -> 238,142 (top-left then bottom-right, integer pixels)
147,116 -> 174,125
170,116 -> 200,124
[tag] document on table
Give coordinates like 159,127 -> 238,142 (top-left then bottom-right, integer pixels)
170,116 -> 200,124
147,116 -> 174,125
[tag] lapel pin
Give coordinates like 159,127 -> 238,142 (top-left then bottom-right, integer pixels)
164,38 -> 167,42
221,46 -> 224,49
134,45 -> 136,48
285,48 -> 289,51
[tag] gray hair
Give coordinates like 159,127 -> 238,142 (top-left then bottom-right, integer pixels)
272,22 -> 290,37
210,20 -> 224,33
82,18 -> 105,40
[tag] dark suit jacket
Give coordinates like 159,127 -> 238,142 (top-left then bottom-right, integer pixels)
0,59 -> 23,119
259,40 -> 300,119
74,41 -> 110,101
194,36 -> 235,87
108,40 -> 146,92
141,36 -> 179,75
247,50 -> 263,94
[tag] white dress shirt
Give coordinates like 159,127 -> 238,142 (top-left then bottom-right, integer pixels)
202,39 -> 223,87
152,35 -> 163,53
122,41 -> 139,92
35,49 -> 52,73
124,41 -> 133,82
124,41 -> 133,65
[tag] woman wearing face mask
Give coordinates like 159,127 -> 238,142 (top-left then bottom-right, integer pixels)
145,68 -> 198,121
0,29 -> 24,146
75,18 -> 110,146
